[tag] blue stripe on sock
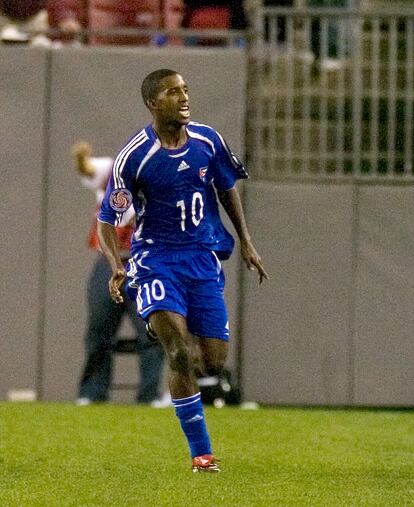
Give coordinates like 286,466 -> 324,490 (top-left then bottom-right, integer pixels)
172,392 -> 201,407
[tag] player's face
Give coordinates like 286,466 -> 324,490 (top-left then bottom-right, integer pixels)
152,74 -> 190,126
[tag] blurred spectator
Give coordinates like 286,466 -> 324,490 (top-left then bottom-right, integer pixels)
0,0 -> 50,45
72,141 -> 166,406
183,0 -> 247,46
88,0 -> 184,46
47,0 -> 88,44
48,0 -> 184,46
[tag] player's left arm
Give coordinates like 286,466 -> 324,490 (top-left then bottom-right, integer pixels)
211,129 -> 269,284
217,187 -> 269,284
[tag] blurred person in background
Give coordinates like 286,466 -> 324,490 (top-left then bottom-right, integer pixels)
87,0 -> 184,46
0,0 -> 50,45
72,141 -> 166,406
47,0 -> 88,44
48,0 -> 184,46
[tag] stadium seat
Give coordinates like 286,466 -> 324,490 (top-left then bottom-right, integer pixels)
186,6 -> 231,45
187,6 -> 230,30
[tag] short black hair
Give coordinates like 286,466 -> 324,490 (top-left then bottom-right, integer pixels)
141,69 -> 179,106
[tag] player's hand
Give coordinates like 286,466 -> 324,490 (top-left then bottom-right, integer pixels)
109,268 -> 126,303
241,239 -> 269,285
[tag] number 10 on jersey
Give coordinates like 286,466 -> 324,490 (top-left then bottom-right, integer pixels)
176,191 -> 204,231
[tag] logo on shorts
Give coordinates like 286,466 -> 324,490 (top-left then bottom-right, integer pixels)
109,188 -> 132,212
199,167 -> 208,182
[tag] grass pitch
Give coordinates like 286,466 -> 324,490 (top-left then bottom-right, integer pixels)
1,403 -> 413,506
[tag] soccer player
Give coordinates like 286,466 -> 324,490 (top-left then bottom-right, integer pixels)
98,68 -> 268,472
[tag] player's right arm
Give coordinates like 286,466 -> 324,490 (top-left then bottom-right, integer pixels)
97,142 -> 137,303
97,221 -> 126,303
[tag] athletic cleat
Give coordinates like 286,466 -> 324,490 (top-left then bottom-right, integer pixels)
146,322 -> 159,343
191,454 -> 220,473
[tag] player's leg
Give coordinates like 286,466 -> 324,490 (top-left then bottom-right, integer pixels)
199,337 -> 229,378
149,310 -> 218,471
183,252 -> 229,471
127,251 -> 219,470
149,310 -> 199,398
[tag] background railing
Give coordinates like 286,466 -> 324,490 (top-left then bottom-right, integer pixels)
247,7 -> 414,181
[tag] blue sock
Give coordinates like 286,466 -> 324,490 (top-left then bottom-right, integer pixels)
172,392 -> 212,458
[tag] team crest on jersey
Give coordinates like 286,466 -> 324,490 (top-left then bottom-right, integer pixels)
110,188 -> 132,212
199,167 -> 208,182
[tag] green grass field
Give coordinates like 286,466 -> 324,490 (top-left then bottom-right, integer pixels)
1,403 -> 413,506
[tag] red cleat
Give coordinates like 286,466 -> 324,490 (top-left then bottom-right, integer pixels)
191,454 -> 220,473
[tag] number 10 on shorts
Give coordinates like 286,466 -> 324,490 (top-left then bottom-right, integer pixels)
137,279 -> 166,311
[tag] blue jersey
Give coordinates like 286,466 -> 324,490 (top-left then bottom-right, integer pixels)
99,122 -> 248,260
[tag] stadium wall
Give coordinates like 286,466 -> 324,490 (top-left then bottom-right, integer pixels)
0,48 -> 48,402
2,46 -> 414,407
242,182 -> 414,407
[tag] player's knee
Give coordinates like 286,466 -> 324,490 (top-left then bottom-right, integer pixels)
168,344 -> 193,375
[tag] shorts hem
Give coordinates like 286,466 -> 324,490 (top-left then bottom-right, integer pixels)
190,332 -> 229,342
140,306 -> 187,321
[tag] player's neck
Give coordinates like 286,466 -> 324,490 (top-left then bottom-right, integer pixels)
152,122 -> 188,150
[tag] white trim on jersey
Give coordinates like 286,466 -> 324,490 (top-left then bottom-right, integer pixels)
113,129 -> 148,190
188,121 -> 214,130
134,220 -> 144,241
111,130 -> 148,225
136,139 -> 161,179
168,148 -> 190,158
186,129 -> 216,154
211,250 -> 222,275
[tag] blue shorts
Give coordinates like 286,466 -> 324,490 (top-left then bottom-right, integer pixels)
126,248 -> 229,341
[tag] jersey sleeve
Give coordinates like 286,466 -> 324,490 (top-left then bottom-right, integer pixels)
98,151 -> 135,227
211,131 -> 249,191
